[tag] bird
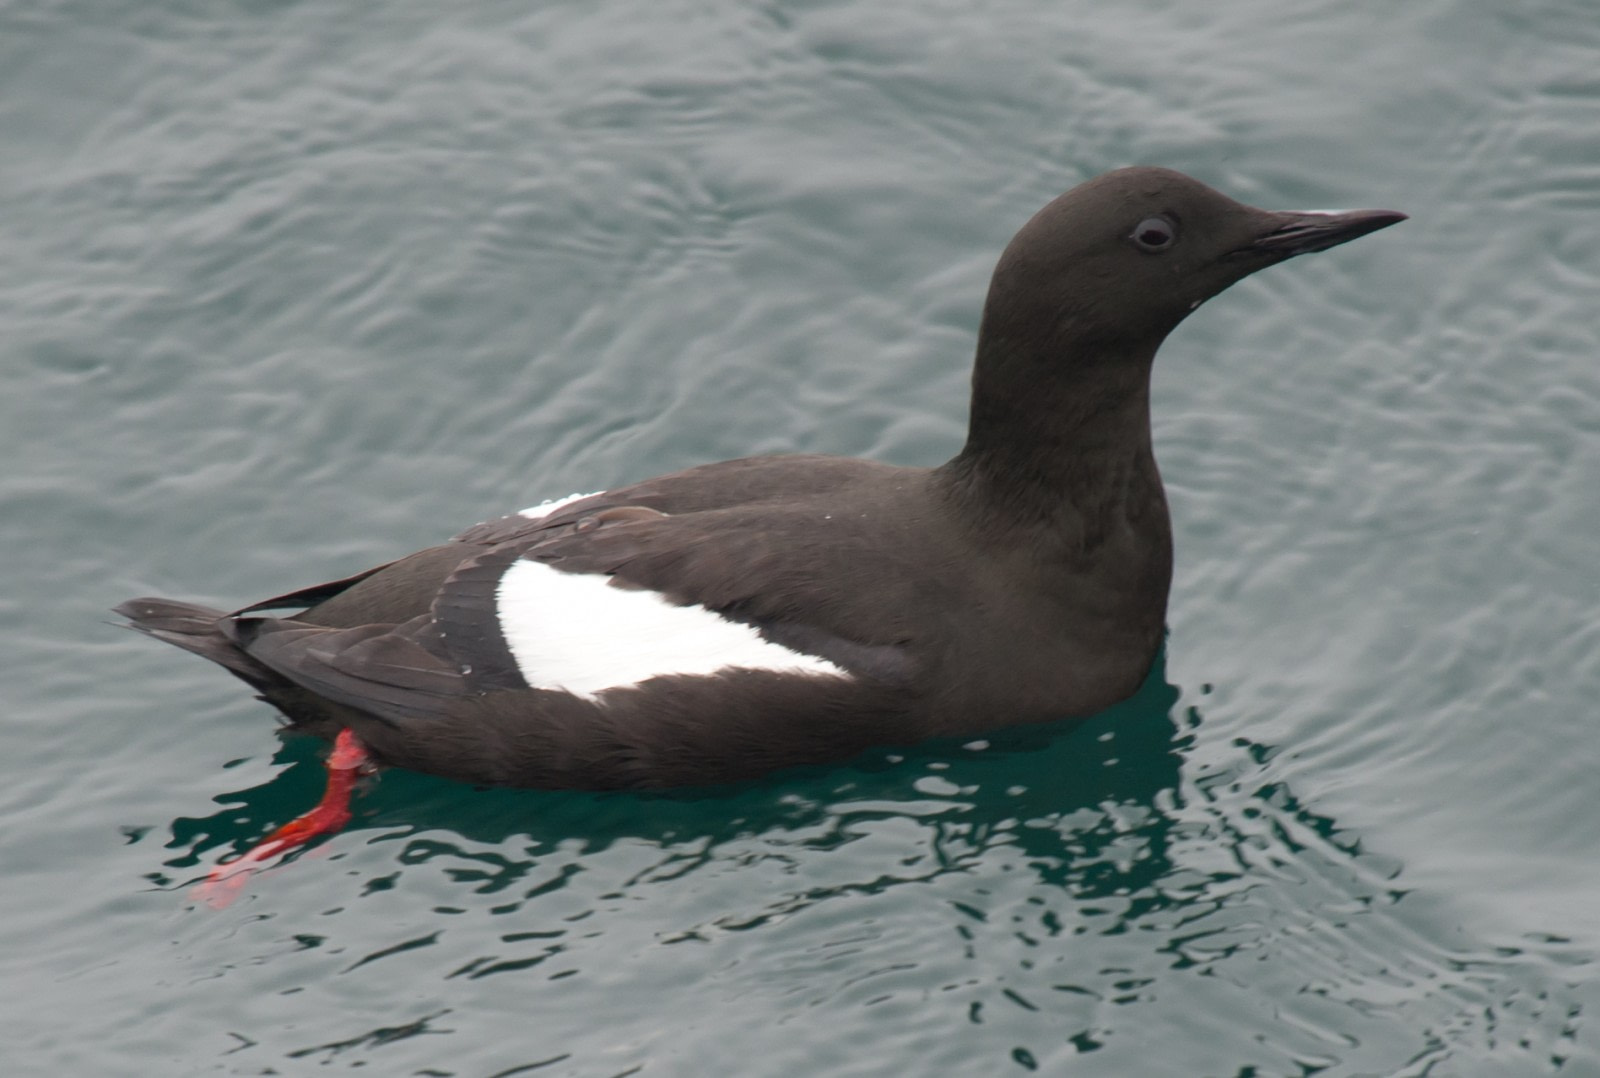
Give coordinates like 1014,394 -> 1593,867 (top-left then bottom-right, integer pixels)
117,167 -> 1403,899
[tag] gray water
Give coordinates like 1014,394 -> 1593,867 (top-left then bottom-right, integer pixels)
4,1 -> 1598,1074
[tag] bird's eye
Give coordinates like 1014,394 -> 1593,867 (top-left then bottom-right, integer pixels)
1131,215 -> 1177,252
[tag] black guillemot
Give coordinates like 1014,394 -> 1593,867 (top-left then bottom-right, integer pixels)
117,167 -> 1403,901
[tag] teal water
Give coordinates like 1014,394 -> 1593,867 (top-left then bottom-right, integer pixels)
4,1 -> 1598,1074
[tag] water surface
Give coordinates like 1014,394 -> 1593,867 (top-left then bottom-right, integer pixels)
3,1 -> 1597,1073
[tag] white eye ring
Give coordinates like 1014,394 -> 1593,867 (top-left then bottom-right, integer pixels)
1131,215 -> 1177,252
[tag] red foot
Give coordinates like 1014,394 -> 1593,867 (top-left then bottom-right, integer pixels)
192,728 -> 374,909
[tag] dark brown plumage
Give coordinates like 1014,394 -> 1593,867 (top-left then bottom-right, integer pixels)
118,167 -> 1404,791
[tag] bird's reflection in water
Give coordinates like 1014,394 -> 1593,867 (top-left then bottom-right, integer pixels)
158,655 -> 1575,1074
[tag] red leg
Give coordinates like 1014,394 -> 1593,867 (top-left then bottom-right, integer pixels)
192,728 -> 374,909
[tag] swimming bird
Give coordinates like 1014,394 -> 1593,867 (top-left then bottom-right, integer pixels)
118,167 -> 1402,896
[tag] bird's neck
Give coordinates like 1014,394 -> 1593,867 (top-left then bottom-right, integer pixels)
940,336 -> 1165,539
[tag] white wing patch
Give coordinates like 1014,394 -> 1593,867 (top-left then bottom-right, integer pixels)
495,558 -> 849,699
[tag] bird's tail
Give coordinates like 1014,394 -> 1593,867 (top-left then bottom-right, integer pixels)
114,597 -> 281,690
